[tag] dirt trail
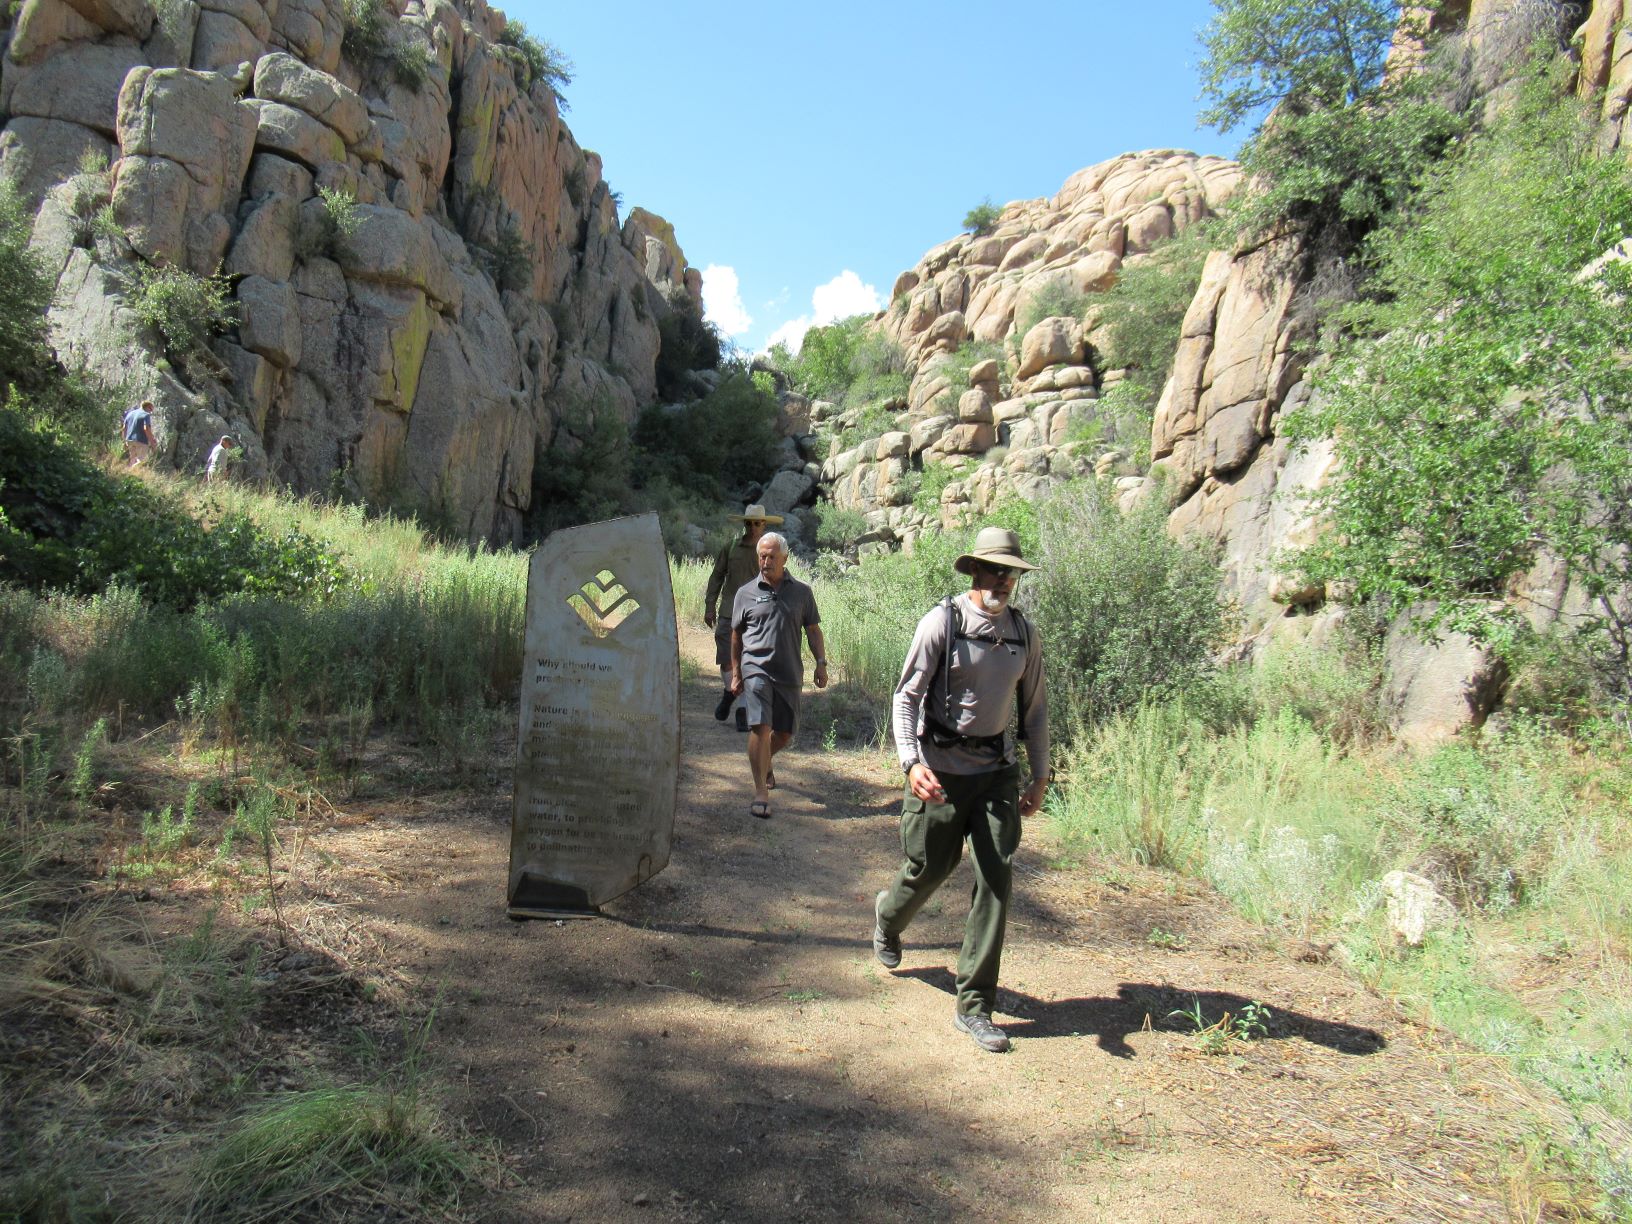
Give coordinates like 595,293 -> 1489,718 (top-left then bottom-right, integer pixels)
318,628 -> 1538,1222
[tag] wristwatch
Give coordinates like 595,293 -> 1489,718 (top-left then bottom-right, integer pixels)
902,757 -> 920,776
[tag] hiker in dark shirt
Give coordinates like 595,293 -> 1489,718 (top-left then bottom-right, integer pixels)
729,532 -> 827,820
704,504 -> 780,730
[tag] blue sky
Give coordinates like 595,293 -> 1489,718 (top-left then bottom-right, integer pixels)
502,1 -> 1234,354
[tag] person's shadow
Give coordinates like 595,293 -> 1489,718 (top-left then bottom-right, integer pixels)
895,968 -> 1385,1058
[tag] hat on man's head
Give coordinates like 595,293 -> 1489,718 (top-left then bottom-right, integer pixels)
954,526 -> 1037,575
729,503 -> 784,525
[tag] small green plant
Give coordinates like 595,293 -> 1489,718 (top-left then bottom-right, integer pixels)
340,0 -> 389,61
75,147 -> 109,177
1013,280 -> 1091,344
1168,996 -> 1271,1054
112,785 -> 199,880
390,39 -> 431,89
90,202 -> 122,244
1146,926 -> 1187,950
911,460 -> 955,516
821,719 -> 838,752
69,716 -> 107,805
477,220 -> 533,293
128,262 -> 236,359
320,185 -> 361,243
963,199 -> 1001,236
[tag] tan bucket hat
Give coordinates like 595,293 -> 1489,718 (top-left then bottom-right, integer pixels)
729,502 -> 784,525
954,526 -> 1037,575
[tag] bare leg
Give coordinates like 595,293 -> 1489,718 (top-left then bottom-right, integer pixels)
748,725 -> 774,802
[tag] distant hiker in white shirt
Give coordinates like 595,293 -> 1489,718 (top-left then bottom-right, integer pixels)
205,435 -> 236,483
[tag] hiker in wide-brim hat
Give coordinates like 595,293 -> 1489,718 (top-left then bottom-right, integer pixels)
704,504 -> 785,727
868,523 -> 1049,1055
953,526 -> 1038,576
728,503 -> 784,525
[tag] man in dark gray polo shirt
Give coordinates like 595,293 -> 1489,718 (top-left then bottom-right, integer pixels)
730,531 -> 827,819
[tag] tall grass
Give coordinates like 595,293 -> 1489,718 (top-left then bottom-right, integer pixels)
1050,690 -> 1632,1211
1,479 -> 527,761
184,1082 -> 474,1220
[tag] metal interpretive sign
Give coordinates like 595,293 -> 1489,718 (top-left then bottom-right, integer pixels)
508,513 -> 679,916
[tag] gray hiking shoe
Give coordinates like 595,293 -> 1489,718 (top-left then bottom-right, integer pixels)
954,1011 -> 1011,1053
872,891 -> 901,969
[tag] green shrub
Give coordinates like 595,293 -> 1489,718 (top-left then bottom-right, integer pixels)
1095,223 -> 1215,409
475,220 -> 533,294
632,371 -> 781,501
390,39 -> 431,89
0,402 -> 345,609
527,398 -> 631,537
299,186 -> 362,261
497,18 -> 573,107
1011,280 -> 1090,346
339,0 -> 389,61
813,503 -> 868,551
0,179 -> 55,395
770,316 -> 908,409
911,461 -> 956,516
963,199 -> 1001,236
1026,478 -> 1230,733
1244,629 -> 1385,745
128,263 -> 235,359
1291,73 -> 1632,710
340,0 -> 431,90
938,339 -> 1006,405
654,289 -> 721,399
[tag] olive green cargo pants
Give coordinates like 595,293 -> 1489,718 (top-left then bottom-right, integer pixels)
875,764 -> 1021,1017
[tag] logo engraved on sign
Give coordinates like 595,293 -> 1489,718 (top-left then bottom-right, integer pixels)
568,569 -> 641,638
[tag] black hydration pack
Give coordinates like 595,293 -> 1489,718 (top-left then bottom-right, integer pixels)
921,594 -> 1031,752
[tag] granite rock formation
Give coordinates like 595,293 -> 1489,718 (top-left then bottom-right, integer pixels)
1,0 -> 706,542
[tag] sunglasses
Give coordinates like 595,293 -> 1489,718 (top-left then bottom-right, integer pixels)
974,561 -> 1018,579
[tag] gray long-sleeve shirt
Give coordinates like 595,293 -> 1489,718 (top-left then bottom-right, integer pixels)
892,594 -> 1049,782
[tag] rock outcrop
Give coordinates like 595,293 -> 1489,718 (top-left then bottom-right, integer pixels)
1,0 -> 705,542
819,150 -> 1241,548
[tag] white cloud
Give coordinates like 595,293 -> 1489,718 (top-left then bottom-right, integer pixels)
764,316 -> 811,354
701,264 -> 752,337
811,270 -> 881,324
760,270 -> 882,355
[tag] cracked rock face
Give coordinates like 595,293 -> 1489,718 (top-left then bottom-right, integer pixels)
3,0 -> 699,543
822,149 -> 1242,554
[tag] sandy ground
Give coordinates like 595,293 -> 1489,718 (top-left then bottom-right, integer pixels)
287,627 -> 1544,1223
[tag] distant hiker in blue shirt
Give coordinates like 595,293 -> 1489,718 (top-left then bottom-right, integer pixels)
121,400 -> 155,466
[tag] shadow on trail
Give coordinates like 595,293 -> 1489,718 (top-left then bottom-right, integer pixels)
600,912 -> 963,953
896,966 -> 1387,1058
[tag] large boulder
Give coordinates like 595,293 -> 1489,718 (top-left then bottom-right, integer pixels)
253,52 -> 370,147
112,66 -> 257,271
1016,316 -> 1085,380
1382,614 -> 1506,749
